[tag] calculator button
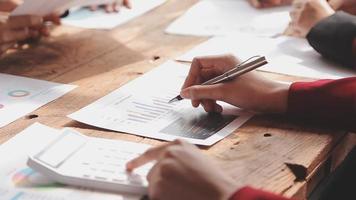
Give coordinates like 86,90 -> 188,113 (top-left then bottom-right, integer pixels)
82,174 -> 91,178
127,174 -> 145,185
94,176 -> 107,181
113,173 -> 128,181
112,178 -> 125,183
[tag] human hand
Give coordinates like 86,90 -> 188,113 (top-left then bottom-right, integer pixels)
126,140 -> 238,200
329,0 -> 356,14
248,0 -> 293,8
89,0 -> 131,13
0,0 -> 22,12
286,0 -> 335,37
179,55 -> 290,113
0,15 -> 42,55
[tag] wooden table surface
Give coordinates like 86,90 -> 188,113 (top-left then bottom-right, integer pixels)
0,0 -> 355,199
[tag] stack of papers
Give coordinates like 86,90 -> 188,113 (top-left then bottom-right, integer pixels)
0,123 -> 139,199
62,0 -> 167,29
177,35 -> 356,79
69,61 -> 253,146
166,0 -> 291,37
0,74 -> 75,128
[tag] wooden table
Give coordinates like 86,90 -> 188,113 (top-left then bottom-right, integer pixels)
0,0 -> 355,199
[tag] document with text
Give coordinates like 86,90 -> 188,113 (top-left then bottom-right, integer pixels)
0,74 -> 75,128
69,61 -> 253,146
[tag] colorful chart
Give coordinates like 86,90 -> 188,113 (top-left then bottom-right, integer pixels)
0,104 -> 4,109
12,168 -> 61,189
8,90 -> 30,98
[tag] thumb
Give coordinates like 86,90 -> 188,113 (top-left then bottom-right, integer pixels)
328,0 -> 342,10
180,84 -> 224,101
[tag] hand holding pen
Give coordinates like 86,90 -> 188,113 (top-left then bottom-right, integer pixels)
172,54 -> 290,114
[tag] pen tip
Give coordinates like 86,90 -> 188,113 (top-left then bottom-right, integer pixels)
168,95 -> 183,104
168,98 -> 178,104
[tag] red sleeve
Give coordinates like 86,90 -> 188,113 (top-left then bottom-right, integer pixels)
229,187 -> 291,200
287,77 -> 356,129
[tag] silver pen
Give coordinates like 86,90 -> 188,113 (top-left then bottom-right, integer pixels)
168,55 -> 268,103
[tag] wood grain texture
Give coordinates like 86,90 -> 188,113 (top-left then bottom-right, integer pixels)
0,0 -> 354,199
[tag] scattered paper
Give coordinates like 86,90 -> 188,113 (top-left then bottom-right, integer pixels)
166,0 -> 291,37
0,123 -> 139,200
0,187 -> 72,200
11,0 -> 119,16
0,74 -> 76,128
62,0 -> 166,29
69,61 -> 253,146
177,35 -> 356,79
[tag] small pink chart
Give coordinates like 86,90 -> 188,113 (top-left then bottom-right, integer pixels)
0,104 -> 3,109
8,90 -> 30,98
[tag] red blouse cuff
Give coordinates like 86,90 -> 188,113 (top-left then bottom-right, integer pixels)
229,186 -> 291,200
287,77 -> 356,124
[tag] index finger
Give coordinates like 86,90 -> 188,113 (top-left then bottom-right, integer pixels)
126,140 -> 181,171
8,15 -> 43,29
123,0 -> 132,9
181,57 -> 203,90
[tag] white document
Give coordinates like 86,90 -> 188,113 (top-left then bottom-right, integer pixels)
0,123 -> 139,200
0,187 -> 70,200
0,74 -> 76,128
11,0 -> 68,16
62,0 -> 167,29
69,61 -> 253,146
166,0 -> 291,37
11,0 -> 119,16
177,35 -> 356,79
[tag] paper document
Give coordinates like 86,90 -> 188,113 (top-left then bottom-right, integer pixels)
69,61 -> 253,146
177,35 -> 356,79
11,0 -> 119,16
0,187 -> 70,200
62,0 -> 166,29
0,74 -> 75,128
0,123 -> 139,200
166,0 -> 291,37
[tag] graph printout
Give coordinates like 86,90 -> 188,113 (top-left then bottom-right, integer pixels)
69,61 -> 253,146
0,74 -> 76,128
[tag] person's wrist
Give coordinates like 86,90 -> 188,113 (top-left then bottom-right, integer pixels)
257,81 -> 291,113
215,178 -> 241,200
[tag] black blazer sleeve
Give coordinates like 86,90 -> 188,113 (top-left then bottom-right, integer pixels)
306,11 -> 356,68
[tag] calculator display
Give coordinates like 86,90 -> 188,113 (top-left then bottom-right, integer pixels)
36,131 -> 87,168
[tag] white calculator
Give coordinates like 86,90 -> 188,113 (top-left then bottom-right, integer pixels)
27,129 -> 152,195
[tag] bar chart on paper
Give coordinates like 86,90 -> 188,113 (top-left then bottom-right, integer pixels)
69,61 -> 253,145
